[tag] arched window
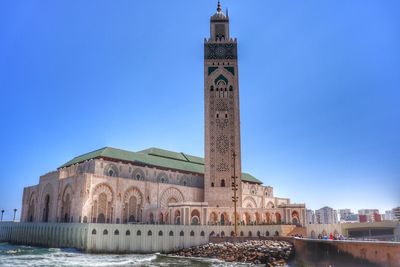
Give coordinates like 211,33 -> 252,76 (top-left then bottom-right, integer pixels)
266,231 -> 270,237
92,229 -> 97,235
191,210 -> 200,225
169,231 -> 174,236
190,230 -> 195,236
210,231 -> 215,237
211,182 -> 215,187
275,231 -> 279,236
180,231 -> 184,236
114,230 -> 119,235
200,231 -> 205,237
221,231 -> 225,237
240,231 -> 244,237
103,229 -> 108,235
248,231 -> 252,237
158,231 -> 163,236
221,179 -> 225,187
148,230 -> 152,236
257,231 -> 261,237
229,86 -> 233,91
210,86 -> 214,91
104,164 -> 118,177
231,231 -> 235,237
126,230 -> 131,236
137,230 -> 141,236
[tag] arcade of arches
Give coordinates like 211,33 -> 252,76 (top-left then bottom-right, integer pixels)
22,179 -> 306,226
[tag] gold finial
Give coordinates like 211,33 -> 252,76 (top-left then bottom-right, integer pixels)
217,1 -> 221,12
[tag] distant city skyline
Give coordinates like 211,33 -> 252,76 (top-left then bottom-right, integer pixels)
0,0 -> 399,221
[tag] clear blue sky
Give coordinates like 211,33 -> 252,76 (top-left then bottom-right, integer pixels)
0,0 -> 399,221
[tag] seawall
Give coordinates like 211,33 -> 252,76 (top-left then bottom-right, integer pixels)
0,222 -> 294,253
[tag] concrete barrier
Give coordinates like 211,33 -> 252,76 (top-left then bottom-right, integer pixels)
293,238 -> 400,267
0,222 -> 296,253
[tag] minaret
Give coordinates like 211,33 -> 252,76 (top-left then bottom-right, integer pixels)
204,1 -> 242,207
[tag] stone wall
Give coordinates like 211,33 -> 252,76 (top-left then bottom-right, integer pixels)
293,238 -> 400,267
0,222 -> 295,253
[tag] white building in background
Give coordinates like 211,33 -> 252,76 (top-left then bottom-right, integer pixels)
393,207 -> 400,221
384,210 -> 394,221
306,209 -> 315,224
315,207 -> 338,224
338,209 -> 352,221
338,209 -> 359,223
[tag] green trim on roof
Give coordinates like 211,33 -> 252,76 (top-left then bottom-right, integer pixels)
241,173 -> 262,184
139,147 -> 188,162
59,147 -> 263,184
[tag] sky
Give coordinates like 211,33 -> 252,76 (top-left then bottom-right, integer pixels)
0,0 -> 399,221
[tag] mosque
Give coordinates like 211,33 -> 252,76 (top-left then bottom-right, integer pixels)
20,2 -> 306,228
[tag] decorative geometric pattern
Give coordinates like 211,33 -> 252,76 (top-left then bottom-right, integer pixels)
92,183 -> 114,202
217,161 -> 229,172
205,43 -> 237,60
243,196 -> 257,209
216,135 -> 229,154
104,164 -> 118,177
132,168 -> 145,180
159,187 -> 184,208
216,118 -> 228,129
123,187 -> 143,205
157,172 -> 169,184
215,99 -> 228,111
214,74 -> 228,85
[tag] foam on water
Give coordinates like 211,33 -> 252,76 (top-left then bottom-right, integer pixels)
0,243 -> 254,267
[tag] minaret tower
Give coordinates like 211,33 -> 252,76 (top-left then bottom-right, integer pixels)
204,1 -> 242,207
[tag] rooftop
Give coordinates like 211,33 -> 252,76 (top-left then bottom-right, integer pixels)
59,146 -> 263,184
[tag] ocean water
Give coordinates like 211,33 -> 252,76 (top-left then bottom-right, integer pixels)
0,243 -> 268,267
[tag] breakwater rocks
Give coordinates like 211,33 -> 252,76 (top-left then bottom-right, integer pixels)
169,240 -> 294,265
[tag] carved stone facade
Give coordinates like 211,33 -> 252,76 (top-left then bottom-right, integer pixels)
204,6 -> 242,208
20,3 -> 306,228
21,156 -> 305,226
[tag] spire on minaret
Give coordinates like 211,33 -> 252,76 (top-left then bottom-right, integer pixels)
217,1 -> 221,12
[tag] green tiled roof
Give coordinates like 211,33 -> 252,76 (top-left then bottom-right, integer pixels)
241,173 -> 262,184
59,147 -> 263,184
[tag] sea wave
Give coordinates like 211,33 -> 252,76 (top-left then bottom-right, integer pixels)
0,243 -> 252,267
